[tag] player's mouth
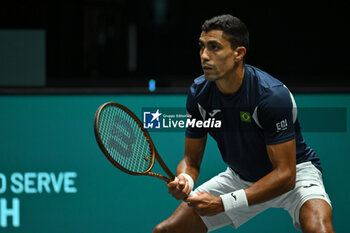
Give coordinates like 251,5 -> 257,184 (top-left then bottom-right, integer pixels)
202,64 -> 214,71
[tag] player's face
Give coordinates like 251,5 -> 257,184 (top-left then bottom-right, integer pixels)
199,30 -> 237,81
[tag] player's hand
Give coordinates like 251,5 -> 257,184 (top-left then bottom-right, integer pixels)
167,175 -> 192,200
185,191 -> 224,216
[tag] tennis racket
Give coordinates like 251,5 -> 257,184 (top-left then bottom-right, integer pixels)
94,102 -> 176,182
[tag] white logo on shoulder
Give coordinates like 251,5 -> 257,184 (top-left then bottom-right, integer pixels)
276,119 -> 288,132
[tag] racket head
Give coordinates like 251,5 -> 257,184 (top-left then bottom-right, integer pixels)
94,102 -> 156,175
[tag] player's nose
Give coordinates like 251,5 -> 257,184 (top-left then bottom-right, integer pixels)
200,48 -> 210,61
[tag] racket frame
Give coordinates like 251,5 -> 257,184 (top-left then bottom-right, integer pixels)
94,102 -> 175,182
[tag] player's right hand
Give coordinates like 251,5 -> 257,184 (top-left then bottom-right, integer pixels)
167,175 -> 192,200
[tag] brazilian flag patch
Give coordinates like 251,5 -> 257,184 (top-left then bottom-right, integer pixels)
240,111 -> 251,123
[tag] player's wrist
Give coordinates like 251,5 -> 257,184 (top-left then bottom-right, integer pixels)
220,189 -> 248,214
178,173 -> 194,189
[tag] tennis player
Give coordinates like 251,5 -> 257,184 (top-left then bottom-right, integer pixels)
153,14 -> 334,233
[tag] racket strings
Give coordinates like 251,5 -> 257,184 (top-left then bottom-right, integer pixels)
99,106 -> 152,173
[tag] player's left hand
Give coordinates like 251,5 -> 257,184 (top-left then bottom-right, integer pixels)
185,191 -> 224,216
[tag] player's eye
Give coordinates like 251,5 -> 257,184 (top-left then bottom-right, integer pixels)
210,44 -> 220,51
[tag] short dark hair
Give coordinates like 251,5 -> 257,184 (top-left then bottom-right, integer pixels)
201,14 -> 249,54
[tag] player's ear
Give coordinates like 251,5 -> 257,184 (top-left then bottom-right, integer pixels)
234,46 -> 246,62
